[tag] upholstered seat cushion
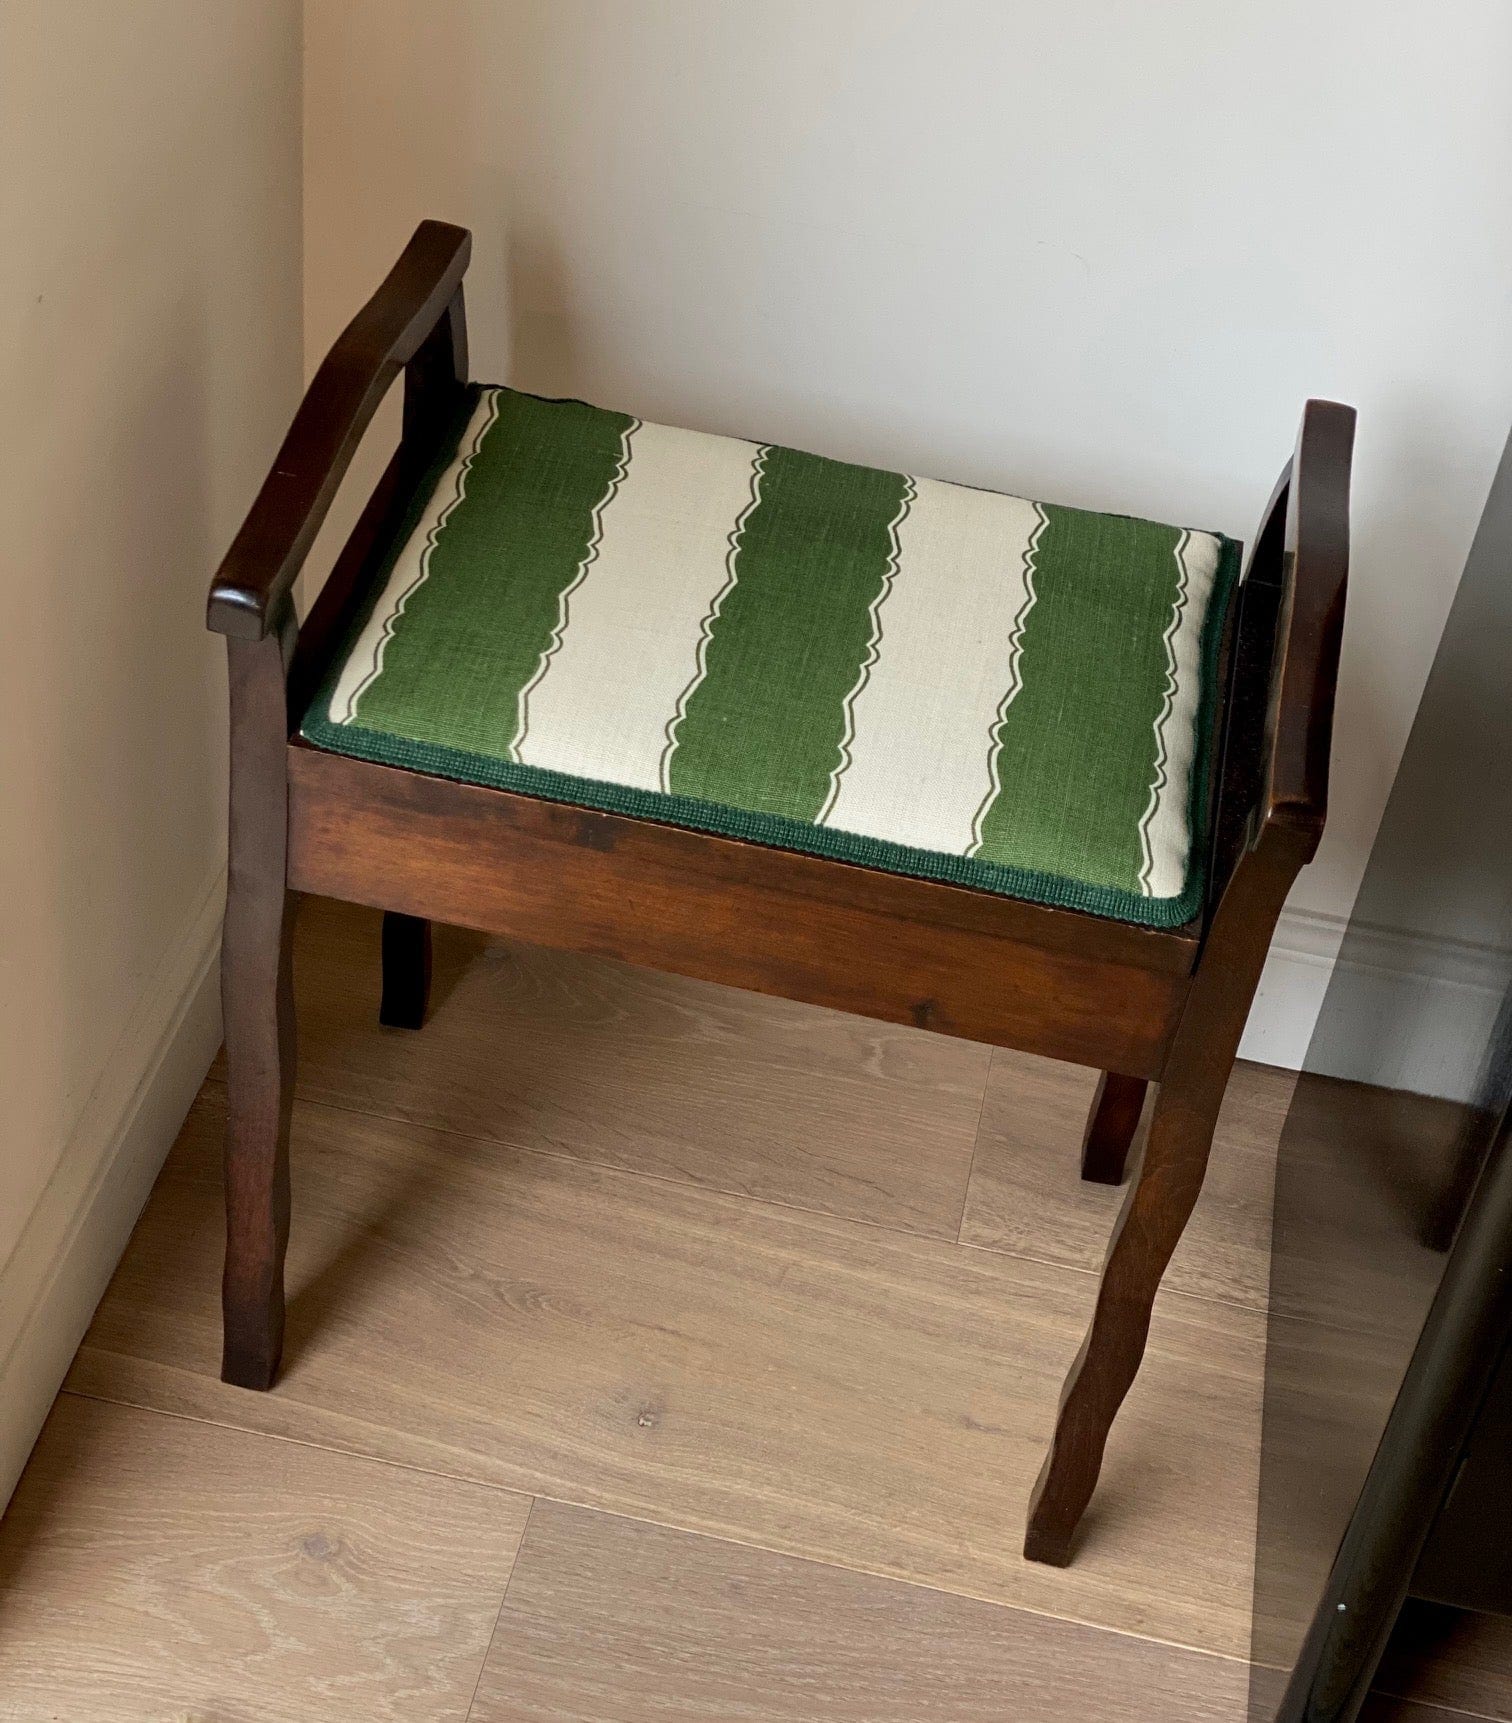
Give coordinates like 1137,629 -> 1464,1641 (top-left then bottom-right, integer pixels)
302,386 -> 1241,927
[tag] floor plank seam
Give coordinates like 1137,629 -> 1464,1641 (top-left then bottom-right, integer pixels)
501,1492 -> 1265,1671
199,1072 -> 975,1253
952,1232 -> 1274,1322
954,1046 -> 997,1244
461,1495 -> 540,1723
57,1385 -> 538,1508
47,1360 -> 1506,1717
57,1388 -> 1259,1673
201,1073 -> 1282,1338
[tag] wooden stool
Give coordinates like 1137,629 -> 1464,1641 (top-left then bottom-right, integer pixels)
207,221 -> 1354,1566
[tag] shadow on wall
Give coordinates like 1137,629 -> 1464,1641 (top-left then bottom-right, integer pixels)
505,231 -> 583,402
1307,422 -> 1512,1101
12,231 -> 218,1249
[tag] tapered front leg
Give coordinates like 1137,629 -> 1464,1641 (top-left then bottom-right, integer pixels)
1080,1072 -> 1147,1185
220,618 -> 297,1391
221,888 -> 295,1389
1025,1072 -> 1224,1564
379,912 -> 432,1029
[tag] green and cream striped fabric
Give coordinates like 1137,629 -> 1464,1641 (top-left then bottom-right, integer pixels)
303,385 -> 1241,926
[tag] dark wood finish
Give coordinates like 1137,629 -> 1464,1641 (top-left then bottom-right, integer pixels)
1025,398 -> 1356,1564
1025,816 -> 1314,1563
206,221 -> 1355,1566
218,603 -> 298,1389
1080,1073 -> 1146,1185
1263,410 -> 1355,844
286,747 -> 1188,1076
210,221 -> 471,1387
379,912 -> 432,1030
207,221 -> 471,641
285,758 -> 1196,967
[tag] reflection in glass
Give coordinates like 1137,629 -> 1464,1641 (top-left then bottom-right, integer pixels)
1249,426 -> 1512,1719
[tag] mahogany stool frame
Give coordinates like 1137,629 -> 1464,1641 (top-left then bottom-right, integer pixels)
206,221 -> 1355,1566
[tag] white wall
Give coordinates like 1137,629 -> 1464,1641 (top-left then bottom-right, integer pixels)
304,1 -> 1512,961
0,0 -> 303,1502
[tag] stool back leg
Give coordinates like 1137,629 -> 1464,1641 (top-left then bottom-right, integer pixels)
220,614 -> 297,1391
1080,1073 -> 1147,1185
379,912 -> 432,1029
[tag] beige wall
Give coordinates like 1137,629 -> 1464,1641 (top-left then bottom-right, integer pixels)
303,0 -> 1512,1065
0,0 -> 302,1499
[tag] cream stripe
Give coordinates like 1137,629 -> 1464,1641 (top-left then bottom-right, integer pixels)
515,421 -> 765,789
1137,528 -> 1222,896
821,479 -> 1043,856
657,444 -> 767,791
328,388 -> 502,725
512,415 -> 640,760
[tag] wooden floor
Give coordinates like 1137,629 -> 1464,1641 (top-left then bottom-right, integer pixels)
0,899 -> 1504,1720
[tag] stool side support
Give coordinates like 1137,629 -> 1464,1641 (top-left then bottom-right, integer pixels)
212,222 -> 472,1386
1025,399 -> 1356,1563
206,219 -> 471,642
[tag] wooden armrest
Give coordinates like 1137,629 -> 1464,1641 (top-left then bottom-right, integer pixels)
206,219 -> 472,641
1203,398 -> 1356,918
1263,398 -> 1357,844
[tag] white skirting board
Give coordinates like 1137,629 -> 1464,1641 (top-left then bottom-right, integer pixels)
0,876 -> 224,1510
1242,906 -> 1509,1102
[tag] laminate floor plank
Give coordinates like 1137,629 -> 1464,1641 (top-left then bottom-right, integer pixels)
468,1498 -> 1252,1722
961,1051 -> 1291,1312
0,1395 -> 530,1723
1374,1601 -> 1512,1722
1356,1701 -> 1503,1723
70,1086 -> 1265,1657
32,908 -> 1498,1717
224,898 -> 991,1241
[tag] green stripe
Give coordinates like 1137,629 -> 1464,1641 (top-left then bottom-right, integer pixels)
665,443 -> 909,821
973,504 -> 1185,894
352,389 -> 636,760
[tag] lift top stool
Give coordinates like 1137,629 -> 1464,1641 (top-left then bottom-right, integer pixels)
207,221 -> 1354,1565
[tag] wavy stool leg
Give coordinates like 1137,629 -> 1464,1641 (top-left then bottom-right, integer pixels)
1025,1070 -> 1224,1565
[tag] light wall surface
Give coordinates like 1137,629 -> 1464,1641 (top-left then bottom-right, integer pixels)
0,0 -> 303,1499
303,0 -> 1512,968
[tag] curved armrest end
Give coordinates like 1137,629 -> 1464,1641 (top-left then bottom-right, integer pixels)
1264,397 -> 1357,836
207,220 -> 472,641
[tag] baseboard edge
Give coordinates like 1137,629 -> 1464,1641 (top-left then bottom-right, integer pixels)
0,876 -> 224,1509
